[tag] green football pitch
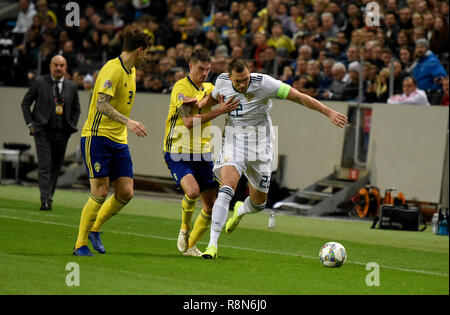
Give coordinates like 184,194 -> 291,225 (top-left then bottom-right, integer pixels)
0,185 -> 448,295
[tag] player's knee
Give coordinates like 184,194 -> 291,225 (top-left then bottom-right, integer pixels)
91,184 -> 109,199
185,188 -> 200,201
116,187 -> 134,202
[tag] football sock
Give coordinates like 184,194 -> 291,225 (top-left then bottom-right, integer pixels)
208,186 -> 234,248
181,194 -> 197,231
237,197 -> 266,216
75,193 -> 106,249
91,194 -> 128,232
188,209 -> 211,248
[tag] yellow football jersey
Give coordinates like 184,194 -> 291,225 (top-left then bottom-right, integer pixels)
163,76 -> 214,154
81,56 -> 136,144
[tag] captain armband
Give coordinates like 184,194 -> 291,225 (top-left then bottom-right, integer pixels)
276,83 -> 291,99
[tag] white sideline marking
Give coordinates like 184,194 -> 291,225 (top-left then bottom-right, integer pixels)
0,209 -> 448,278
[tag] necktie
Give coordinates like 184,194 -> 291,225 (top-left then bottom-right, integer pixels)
53,80 -> 61,100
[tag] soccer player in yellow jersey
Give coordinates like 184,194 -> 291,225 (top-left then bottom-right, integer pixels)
163,49 -> 240,256
73,29 -> 153,256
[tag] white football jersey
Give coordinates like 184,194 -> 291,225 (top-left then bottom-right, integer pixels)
211,73 -> 283,129
211,73 -> 287,171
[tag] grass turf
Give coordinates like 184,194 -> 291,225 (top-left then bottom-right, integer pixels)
0,185 -> 448,295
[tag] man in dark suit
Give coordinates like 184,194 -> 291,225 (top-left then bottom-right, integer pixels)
21,55 -> 81,210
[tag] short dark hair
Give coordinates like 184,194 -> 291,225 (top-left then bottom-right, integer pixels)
122,29 -> 153,52
189,48 -> 211,64
403,75 -> 417,86
228,58 -> 250,75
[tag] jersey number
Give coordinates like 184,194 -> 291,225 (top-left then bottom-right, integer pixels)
127,91 -> 133,105
229,103 -> 243,117
260,175 -> 270,189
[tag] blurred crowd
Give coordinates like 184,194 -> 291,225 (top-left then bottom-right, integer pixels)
0,0 -> 448,105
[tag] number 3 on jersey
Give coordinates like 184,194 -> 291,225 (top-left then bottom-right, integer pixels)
127,91 -> 133,105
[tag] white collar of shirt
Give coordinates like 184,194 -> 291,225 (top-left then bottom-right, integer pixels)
51,75 -> 64,92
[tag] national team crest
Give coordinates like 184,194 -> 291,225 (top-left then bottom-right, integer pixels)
244,92 -> 254,102
177,93 -> 185,101
104,80 -> 112,89
94,162 -> 101,173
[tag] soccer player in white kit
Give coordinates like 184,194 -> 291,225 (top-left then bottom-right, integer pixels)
198,59 -> 348,259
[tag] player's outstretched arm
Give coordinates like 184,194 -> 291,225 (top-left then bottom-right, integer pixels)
286,87 -> 348,128
97,92 -> 147,137
180,95 -> 239,129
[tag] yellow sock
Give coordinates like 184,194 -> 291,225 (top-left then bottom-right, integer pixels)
188,209 -> 211,249
181,194 -> 197,231
91,194 -> 128,232
75,194 -> 106,249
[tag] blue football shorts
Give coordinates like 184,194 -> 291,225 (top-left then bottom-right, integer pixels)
81,136 -> 133,182
164,152 -> 220,192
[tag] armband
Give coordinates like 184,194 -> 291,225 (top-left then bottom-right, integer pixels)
276,83 -> 291,99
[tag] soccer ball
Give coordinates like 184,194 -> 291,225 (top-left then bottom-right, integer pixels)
319,242 -> 347,267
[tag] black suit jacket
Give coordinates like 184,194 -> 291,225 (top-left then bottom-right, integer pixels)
21,74 -> 81,134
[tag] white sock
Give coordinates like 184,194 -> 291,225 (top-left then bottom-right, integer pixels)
208,186 -> 234,248
237,196 -> 266,217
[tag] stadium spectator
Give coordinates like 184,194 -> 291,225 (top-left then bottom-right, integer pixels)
310,34 -> 327,58
388,76 -> 430,105
398,6 -> 414,30
340,61 -> 361,102
430,15 -> 449,58
266,20 -> 296,57
413,26 -> 426,43
297,44 -> 313,62
319,58 -> 335,91
141,74 -> 165,93
2,0 -> 450,97
366,68 -> 391,103
344,44 -> 359,69
399,46 -> 414,72
395,29 -> 413,56
281,3 -> 302,37
82,74 -> 94,92
383,12 -> 400,52
381,48 -> 394,68
20,55 -> 81,211
303,12 -> 320,36
393,60 -> 409,94
36,0 -> 57,26
321,62 -> 349,101
12,0 -> 37,44
280,65 -> 295,85
423,12 -> 435,41
182,17 -> 207,47
411,38 -> 447,94
306,59 -> 322,87
91,1 -> 125,34
412,11 -> 424,29
327,1 -> 346,29
320,12 -> 339,39
294,57 -> 308,77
